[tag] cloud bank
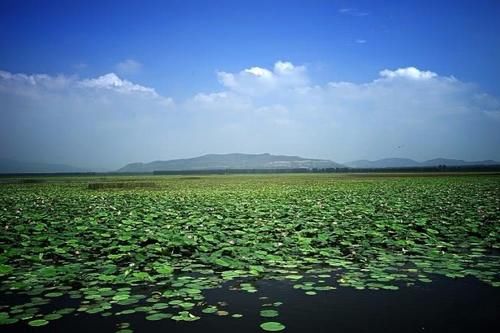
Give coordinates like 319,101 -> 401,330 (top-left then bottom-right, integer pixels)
0,61 -> 499,169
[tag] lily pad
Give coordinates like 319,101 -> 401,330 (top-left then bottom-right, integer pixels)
260,321 -> 286,331
28,319 -> 49,327
145,313 -> 171,321
260,309 -> 279,318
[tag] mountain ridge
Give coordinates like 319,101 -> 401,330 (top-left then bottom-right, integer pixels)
118,153 -> 344,172
1,155 -> 498,174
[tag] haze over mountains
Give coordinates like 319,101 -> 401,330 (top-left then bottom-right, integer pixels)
0,158 -> 88,174
0,154 -> 499,173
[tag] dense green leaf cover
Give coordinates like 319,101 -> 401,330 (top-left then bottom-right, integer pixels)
0,174 -> 499,331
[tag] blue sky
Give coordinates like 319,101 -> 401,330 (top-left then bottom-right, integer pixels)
2,0 -> 499,96
0,0 -> 499,169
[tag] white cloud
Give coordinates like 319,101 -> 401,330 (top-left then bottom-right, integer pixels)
216,60 -> 308,96
356,39 -> 367,44
273,61 -> 295,74
0,69 -> 173,107
217,72 -> 237,89
115,59 -> 143,75
0,69 -> 175,168
189,91 -> 251,113
0,61 -> 499,168
80,73 -> 159,97
379,67 -> 437,80
0,70 -> 74,89
186,61 -> 500,161
244,67 -> 273,78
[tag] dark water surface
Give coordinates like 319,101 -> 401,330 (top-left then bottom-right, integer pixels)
2,275 -> 499,333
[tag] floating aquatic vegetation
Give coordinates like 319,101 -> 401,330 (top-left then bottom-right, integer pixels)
260,309 -> 279,318
260,321 -> 286,331
0,174 -> 499,331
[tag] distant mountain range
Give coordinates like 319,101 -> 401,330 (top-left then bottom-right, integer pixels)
0,158 -> 87,173
1,155 -> 498,174
118,153 -> 344,172
344,158 -> 500,168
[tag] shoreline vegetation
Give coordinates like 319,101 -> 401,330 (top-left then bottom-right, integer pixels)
0,164 -> 499,178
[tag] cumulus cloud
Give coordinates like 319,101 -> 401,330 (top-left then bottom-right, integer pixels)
379,67 -> 437,80
0,69 -> 171,103
0,61 -> 499,169
80,73 -> 159,96
0,70 -> 174,169
115,59 -> 143,75
187,61 -> 500,162
216,61 -> 308,96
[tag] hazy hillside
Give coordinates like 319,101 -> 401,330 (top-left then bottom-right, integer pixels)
118,153 -> 345,172
3,155 -> 497,174
345,158 -> 499,168
0,158 -> 87,173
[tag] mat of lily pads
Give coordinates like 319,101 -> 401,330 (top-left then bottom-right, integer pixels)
0,174 -> 499,332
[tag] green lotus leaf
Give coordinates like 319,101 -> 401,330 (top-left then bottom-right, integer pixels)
260,321 -> 286,332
